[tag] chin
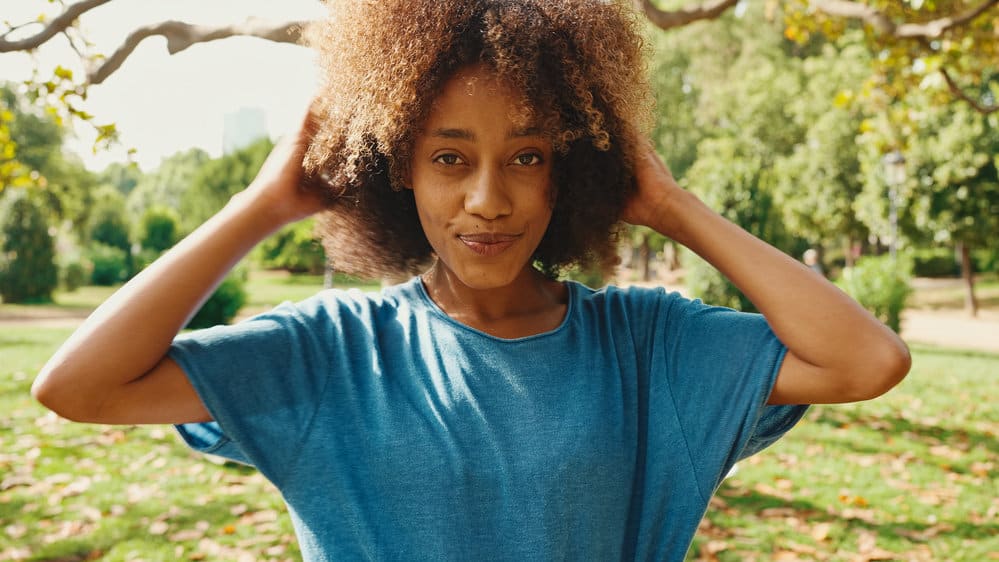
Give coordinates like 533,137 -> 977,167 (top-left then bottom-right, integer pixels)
446,260 -> 525,291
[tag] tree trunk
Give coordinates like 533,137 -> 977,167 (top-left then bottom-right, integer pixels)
640,233 -> 652,282
958,241 -> 979,317
844,236 -> 856,268
324,259 -> 334,290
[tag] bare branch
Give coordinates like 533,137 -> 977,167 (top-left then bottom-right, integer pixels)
87,18 -> 307,85
939,67 -> 999,114
810,0 -> 999,39
0,0 -> 113,52
634,0 -> 740,30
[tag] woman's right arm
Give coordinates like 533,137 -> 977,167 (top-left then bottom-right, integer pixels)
31,109 -> 328,425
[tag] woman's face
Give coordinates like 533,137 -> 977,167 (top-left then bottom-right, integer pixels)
408,65 -> 555,290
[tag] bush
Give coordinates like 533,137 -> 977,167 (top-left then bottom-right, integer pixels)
89,203 -> 131,252
186,269 -> 248,329
0,192 -> 59,303
972,248 -> 997,274
684,249 -> 754,311
255,220 -> 326,274
911,248 -> 959,277
836,255 -> 912,333
138,206 -> 180,253
88,243 -> 129,286
60,259 -> 90,292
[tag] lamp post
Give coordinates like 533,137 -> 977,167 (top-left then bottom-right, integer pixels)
882,150 -> 906,260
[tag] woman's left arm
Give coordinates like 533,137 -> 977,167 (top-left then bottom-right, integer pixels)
623,141 -> 911,405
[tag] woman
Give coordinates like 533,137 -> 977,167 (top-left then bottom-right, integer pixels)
32,0 -> 910,559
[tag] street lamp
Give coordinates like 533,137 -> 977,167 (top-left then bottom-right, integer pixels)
882,150 -> 906,260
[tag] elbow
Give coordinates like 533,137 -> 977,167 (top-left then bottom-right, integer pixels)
31,369 -> 100,423
848,340 -> 912,401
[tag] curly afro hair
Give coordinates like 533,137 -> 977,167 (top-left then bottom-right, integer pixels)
303,0 -> 652,279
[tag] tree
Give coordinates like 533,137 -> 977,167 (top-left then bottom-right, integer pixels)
771,34 -> 873,268
0,191 -> 59,303
180,138 -> 272,231
125,148 -> 209,221
857,99 -> 999,316
87,185 -> 131,252
1,0 -> 993,114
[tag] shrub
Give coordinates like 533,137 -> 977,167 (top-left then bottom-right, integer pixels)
88,243 -> 129,286
836,254 -> 912,333
89,202 -> 131,252
186,269 -> 248,329
255,220 -> 326,274
972,248 -> 997,274
684,249 -> 754,311
138,206 -> 180,253
911,248 -> 959,278
60,259 -> 90,292
0,192 -> 58,303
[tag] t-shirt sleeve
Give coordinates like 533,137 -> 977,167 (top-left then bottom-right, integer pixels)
655,295 -> 808,493
169,301 -> 332,486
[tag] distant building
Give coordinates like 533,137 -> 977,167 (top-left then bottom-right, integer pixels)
223,107 -> 268,154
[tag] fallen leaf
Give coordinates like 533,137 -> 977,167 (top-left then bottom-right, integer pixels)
810,522 -> 832,542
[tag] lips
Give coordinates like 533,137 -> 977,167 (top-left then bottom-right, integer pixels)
457,232 -> 522,257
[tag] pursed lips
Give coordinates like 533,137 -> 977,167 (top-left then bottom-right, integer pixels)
457,232 -> 522,256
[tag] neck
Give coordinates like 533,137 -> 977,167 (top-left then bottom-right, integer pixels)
421,262 -> 568,337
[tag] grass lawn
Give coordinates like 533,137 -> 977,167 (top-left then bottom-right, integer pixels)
2,327 -> 996,560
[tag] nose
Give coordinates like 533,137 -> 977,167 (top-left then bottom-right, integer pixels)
464,167 -> 512,220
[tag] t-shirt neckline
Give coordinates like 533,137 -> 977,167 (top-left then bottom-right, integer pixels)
408,276 -> 576,343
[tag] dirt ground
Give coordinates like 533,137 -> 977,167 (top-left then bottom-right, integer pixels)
2,280 -> 997,354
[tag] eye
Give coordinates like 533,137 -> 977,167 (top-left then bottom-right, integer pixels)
433,153 -> 464,166
513,152 -> 543,166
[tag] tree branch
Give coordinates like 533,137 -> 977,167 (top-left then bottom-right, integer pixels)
939,67 -> 999,114
634,0 -> 740,30
0,0 -> 113,52
87,18 -> 308,84
810,0 -> 999,39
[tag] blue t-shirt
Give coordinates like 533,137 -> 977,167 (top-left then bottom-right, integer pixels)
170,278 -> 807,561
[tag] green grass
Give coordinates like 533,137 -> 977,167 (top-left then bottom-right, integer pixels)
240,270 -> 381,316
3,329 -> 996,560
689,343 -> 999,561
0,270 -> 383,324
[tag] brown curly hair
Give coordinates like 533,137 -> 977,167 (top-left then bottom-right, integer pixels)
303,0 -> 651,279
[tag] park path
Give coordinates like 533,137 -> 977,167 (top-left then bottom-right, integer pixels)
1,286 -> 997,354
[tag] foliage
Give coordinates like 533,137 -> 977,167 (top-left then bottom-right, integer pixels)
99,162 -> 143,197
973,247 -> 998,273
125,148 -> 209,219
912,247 -> 960,277
186,269 -> 248,329
60,259 -> 90,292
87,243 -> 129,286
836,254 -> 913,333
0,190 -> 58,303
682,249 -> 745,311
255,219 -> 326,274
783,0 -> 999,115
181,138 -> 272,232
138,206 -> 181,253
87,194 -> 131,254
0,88 -> 33,192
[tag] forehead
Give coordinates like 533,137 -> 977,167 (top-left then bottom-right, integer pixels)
423,65 -> 536,130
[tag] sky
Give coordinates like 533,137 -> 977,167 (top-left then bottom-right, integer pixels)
0,0 -> 327,171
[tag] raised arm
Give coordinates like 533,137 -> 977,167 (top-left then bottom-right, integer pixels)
31,108 -> 328,425
623,141 -> 911,405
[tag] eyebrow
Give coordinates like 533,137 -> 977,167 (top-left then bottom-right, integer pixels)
429,126 -> 543,141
